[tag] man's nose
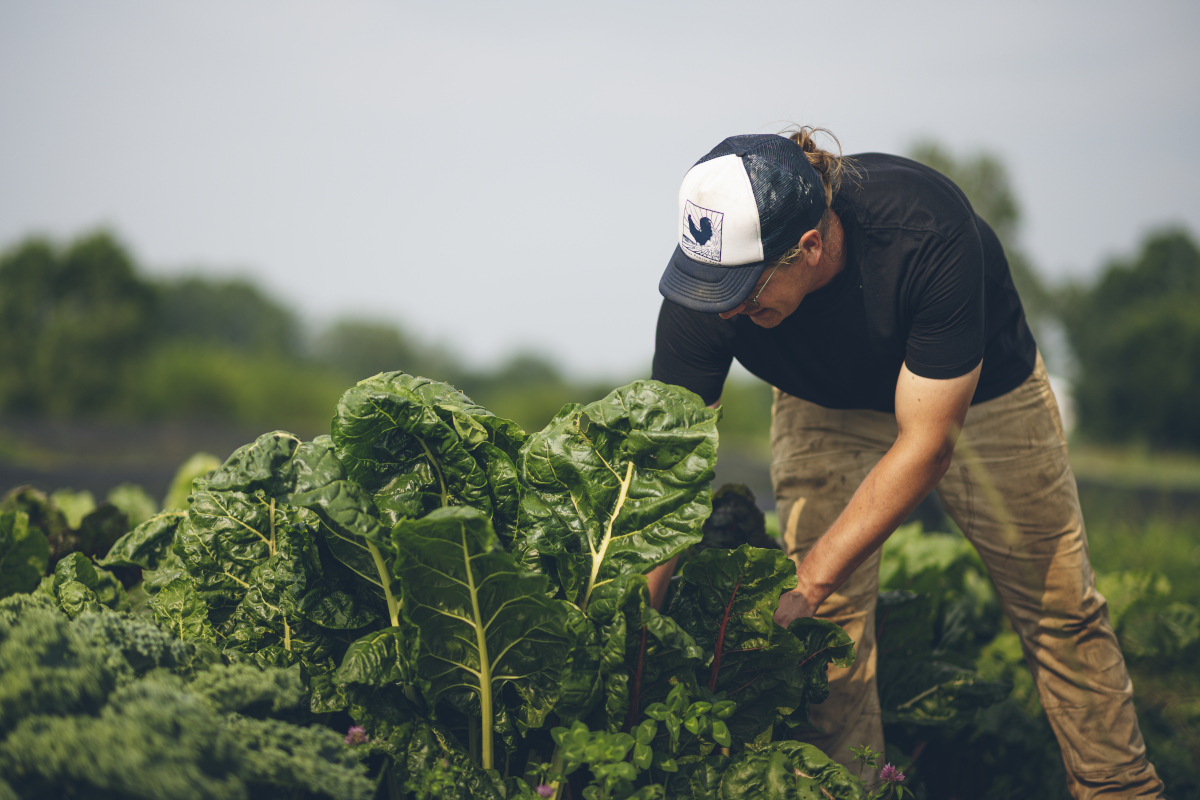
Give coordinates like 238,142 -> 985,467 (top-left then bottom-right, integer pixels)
718,303 -> 747,320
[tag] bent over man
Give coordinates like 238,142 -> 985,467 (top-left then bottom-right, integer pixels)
647,130 -> 1163,798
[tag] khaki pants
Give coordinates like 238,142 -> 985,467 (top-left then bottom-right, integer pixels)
770,355 -> 1163,798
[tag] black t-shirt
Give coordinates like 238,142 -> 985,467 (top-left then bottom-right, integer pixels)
652,153 -> 1037,412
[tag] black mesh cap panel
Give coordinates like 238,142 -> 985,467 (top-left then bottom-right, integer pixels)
694,134 -> 826,263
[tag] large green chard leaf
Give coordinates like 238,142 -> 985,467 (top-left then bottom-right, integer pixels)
0,510 -> 49,599
164,477 -> 376,670
331,373 -> 525,538
151,575 -> 218,642
201,430 -> 399,628
517,380 -> 719,608
391,507 -> 570,770
669,546 -> 854,743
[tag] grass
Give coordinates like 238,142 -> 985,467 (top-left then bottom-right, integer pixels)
1069,441 -> 1200,490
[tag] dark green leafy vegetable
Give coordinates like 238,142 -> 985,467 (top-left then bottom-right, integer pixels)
151,467 -> 376,671
715,740 -> 867,799
203,430 -> 399,628
1095,570 -> 1200,659
392,506 -> 570,770
52,552 -> 128,615
558,573 -> 703,733
1,486 -> 131,570
0,487 -> 69,557
517,380 -> 719,608
152,575 -> 218,641
332,372 -> 525,538
405,718 -> 507,800
875,527 -> 1012,727
99,510 -> 187,571
669,545 -> 854,743
0,510 -> 48,599
0,604 -> 372,800
335,626 -> 415,687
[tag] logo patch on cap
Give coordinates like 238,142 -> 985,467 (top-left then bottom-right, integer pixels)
681,200 -> 723,264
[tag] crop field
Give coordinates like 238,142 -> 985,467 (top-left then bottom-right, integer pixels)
2,377 -> 1197,799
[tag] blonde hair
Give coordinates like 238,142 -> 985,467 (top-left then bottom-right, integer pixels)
767,126 -> 858,268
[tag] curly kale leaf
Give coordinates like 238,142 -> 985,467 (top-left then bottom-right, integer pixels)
0,605 -> 373,799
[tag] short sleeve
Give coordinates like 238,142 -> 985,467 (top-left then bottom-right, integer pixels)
903,218 -> 986,379
651,299 -> 734,405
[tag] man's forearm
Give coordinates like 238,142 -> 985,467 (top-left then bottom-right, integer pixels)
792,434 -> 953,611
646,555 -> 678,609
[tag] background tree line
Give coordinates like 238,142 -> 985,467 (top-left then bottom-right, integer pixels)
1,141 -> 1198,452
0,233 -> 614,437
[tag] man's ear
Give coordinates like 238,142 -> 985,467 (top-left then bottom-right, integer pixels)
798,228 -> 823,267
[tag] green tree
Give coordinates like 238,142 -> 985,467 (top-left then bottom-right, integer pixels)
154,276 -> 299,356
313,319 -> 441,383
1060,228 -> 1200,450
0,231 -> 155,416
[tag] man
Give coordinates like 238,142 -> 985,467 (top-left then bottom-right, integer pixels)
647,131 -> 1164,798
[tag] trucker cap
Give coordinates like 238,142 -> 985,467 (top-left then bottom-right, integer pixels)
658,134 -> 827,313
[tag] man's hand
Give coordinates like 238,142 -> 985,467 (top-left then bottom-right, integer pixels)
788,362 -> 982,612
774,588 -> 816,628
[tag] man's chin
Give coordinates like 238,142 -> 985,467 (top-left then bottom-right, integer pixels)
748,309 -> 782,328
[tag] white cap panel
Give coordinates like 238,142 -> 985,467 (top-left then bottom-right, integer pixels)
677,154 -> 764,266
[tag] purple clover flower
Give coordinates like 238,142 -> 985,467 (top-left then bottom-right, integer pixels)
535,785 -> 555,798
879,763 -> 905,783
344,725 -> 369,745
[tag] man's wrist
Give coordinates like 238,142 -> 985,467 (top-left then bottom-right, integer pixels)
793,572 -> 826,613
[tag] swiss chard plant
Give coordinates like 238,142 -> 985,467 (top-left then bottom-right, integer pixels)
35,374 -> 917,800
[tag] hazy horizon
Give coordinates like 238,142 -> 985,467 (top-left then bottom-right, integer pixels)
3,0 -> 1197,378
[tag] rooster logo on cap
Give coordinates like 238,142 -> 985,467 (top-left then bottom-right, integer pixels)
688,215 -> 714,246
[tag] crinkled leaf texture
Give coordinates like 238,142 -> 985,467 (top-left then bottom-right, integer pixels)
336,625 -> 418,688
0,510 -> 49,599
332,373 -> 526,537
670,545 -> 854,743
517,380 -> 718,608
99,510 -> 187,571
52,552 -> 128,616
392,507 -> 570,763
201,430 -> 397,618
153,434 -> 382,670
558,573 -> 703,732
875,590 -> 1010,726
714,740 -> 867,800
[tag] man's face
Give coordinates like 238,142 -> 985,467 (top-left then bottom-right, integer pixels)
717,262 -> 802,328
716,225 -> 833,327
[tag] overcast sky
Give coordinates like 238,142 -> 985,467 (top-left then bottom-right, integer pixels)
2,1 -> 1197,378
